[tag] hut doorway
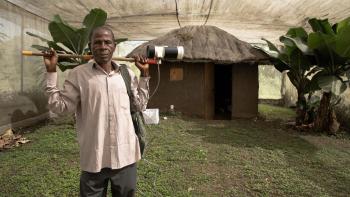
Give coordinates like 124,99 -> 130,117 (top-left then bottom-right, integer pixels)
214,65 -> 232,119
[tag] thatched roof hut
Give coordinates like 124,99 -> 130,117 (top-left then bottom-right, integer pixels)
128,25 -> 268,119
128,25 -> 268,64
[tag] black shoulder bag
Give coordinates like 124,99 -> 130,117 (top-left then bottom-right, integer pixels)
119,64 -> 146,157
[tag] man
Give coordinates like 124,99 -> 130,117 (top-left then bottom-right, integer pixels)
43,25 -> 150,197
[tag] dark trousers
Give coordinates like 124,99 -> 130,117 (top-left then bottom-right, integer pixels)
80,163 -> 137,197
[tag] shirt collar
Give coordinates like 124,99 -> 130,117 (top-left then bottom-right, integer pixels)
91,60 -> 120,72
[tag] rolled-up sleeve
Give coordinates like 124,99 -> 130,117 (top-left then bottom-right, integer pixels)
45,71 -> 80,115
129,68 -> 150,112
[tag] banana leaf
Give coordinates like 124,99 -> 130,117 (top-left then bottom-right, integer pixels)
308,18 -> 335,35
280,35 -> 312,55
286,27 -> 308,42
78,8 -> 107,54
49,15 -> 80,53
31,45 -> 49,51
26,32 -> 49,42
58,62 -> 80,72
336,17 -> 350,34
335,25 -> 350,58
28,8 -> 110,71
288,47 -> 312,71
48,9 -> 107,55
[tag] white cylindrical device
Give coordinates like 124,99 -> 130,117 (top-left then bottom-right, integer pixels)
147,46 -> 184,60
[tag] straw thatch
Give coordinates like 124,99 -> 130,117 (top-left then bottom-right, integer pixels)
127,25 -> 269,64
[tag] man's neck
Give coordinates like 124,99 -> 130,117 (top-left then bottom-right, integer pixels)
99,61 -> 113,73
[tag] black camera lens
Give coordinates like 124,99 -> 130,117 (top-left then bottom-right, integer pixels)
146,45 -> 156,58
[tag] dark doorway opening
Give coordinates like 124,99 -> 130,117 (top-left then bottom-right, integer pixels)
214,65 -> 232,120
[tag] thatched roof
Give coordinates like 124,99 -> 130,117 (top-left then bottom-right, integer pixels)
127,25 -> 269,64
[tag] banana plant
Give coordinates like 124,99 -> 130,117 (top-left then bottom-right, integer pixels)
259,27 -> 320,125
27,8 -> 127,71
260,17 -> 350,132
305,17 -> 350,133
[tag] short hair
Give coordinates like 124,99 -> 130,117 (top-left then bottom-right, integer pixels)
88,25 -> 115,43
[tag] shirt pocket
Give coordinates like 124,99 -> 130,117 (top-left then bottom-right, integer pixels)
119,91 -> 130,111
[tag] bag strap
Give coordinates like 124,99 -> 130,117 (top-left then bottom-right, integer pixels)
119,64 -> 137,113
119,64 -> 132,98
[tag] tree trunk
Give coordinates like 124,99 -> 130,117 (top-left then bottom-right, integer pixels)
295,91 -> 306,126
314,92 -> 332,132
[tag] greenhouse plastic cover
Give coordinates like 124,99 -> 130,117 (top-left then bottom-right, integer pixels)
5,0 -> 350,43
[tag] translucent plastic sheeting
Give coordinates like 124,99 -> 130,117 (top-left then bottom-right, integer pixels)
0,0 -> 67,133
6,0 -> 350,43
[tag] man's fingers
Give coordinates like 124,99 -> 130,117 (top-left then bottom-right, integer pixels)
132,55 -> 139,62
52,49 -> 57,56
140,57 -> 148,64
43,48 -> 57,57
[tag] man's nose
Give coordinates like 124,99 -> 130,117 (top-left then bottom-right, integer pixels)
100,41 -> 107,48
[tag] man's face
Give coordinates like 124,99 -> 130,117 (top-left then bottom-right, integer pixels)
90,29 -> 116,65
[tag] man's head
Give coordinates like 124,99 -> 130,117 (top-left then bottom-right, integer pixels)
88,26 -> 116,65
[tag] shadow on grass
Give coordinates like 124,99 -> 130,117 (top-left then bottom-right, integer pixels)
181,118 -> 350,196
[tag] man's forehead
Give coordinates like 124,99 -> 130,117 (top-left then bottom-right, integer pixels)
92,28 -> 114,39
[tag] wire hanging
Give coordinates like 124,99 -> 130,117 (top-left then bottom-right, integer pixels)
175,0 -> 182,28
203,0 -> 214,26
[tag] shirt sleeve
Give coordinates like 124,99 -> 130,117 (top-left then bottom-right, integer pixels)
45,71 -> 80,115
129,68 -> 150,112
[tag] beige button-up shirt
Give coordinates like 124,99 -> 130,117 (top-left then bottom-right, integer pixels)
46,60 -> 150,173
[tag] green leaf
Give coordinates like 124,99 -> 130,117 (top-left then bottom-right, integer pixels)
306,66 -> 322,77
26,32 -> 50,42
255,42 -> 279,59
279,36 -> 294,47
273,60 -> 290,72
334,25 -> 350,58
259,48 -> 279,59
306,76 -> 321,92
52,15 -> 77,31
336,16 -> 350,33
286,27 -> 308,41
280,35 -> 311,54
308,32 -> 337,67
289,48 -> 312,71
76,28 -> 89,54
308,18 -> 335,35
49,15 -> 80,53
278,52 -> 290,64
287,71 -> 300,88
31,45 -> 49,51
308,32 -> 335,50
317,75 -> 339,92
28,8 -> 113,72
47,41 -> 71,53
261,38 -> 279,55
83,8 -> 107,29
50,13 -> 102,54
57,62 -> 80,72
80,8 -> 108,53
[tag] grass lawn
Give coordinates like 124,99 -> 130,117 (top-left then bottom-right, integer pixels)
1,104 -> 350,196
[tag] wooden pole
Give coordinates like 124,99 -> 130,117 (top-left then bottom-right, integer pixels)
22,50 -> 158,64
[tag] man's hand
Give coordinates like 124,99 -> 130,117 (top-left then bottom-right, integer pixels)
43,48 -> 58,72
133,55 -> 149,77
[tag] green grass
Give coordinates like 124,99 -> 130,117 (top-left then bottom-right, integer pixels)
1,104 -> 350,196
258,103 -> 296,121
